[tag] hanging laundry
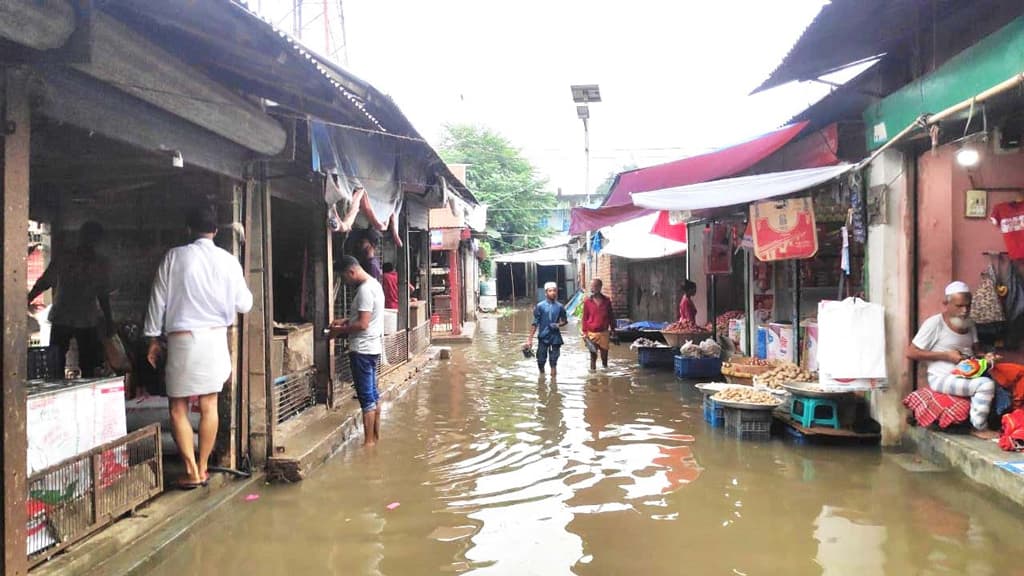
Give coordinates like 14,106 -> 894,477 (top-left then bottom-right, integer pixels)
845,172 -> 867,243
840,226 -> 850,276
990,201 -> 1024,259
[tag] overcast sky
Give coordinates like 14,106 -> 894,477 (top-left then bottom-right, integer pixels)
255,0 -> 838,196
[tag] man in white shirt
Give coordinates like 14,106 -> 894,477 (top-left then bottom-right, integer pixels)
906,281 -> 997,434
328,255 -> 384,446
145,205 -> 253,488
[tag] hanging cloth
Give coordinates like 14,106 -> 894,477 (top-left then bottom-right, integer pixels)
1004,257 -> 1024,327
843,171 -> 867,243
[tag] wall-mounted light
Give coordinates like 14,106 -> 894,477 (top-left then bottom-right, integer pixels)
956,145 -> 980,167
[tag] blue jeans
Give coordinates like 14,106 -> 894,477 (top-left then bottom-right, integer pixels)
537,342 -> 561,372
349,353 -> 380,413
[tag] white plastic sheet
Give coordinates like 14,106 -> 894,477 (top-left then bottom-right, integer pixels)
817,298 -> 887,382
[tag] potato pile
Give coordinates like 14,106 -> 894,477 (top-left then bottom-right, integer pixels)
712,387 -> 780,406
721,363 -> 773,378
729,357 -> 772,367
753,362 -> 816,390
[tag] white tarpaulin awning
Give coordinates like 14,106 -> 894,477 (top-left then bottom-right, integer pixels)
494,243 -> 571,265
630,164 -> 854,211
600,213 -> 687,260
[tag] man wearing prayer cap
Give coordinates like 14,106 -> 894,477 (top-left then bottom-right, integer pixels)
527,282 -> 567,378
906,280 -> 998,435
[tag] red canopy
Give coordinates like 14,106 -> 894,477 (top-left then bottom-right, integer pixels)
570,121 -> 840,235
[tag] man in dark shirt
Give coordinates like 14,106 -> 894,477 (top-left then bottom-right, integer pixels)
526,282 -> 568,378
357,232 -> 382,284
28,221 -> 114,378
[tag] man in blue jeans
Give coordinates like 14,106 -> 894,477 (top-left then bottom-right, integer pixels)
526,282 -> 568,378
329,255 -> 385,446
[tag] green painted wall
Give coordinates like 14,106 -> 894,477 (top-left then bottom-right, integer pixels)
863,15 -> 1024,150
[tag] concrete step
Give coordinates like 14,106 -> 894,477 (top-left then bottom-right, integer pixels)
907,425 -> 1024,506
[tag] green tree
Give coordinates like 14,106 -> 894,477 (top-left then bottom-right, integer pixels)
439,124 -> 554,254
593,163 -> 639,200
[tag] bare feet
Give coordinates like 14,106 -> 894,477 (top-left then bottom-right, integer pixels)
970,429 -> 1000,440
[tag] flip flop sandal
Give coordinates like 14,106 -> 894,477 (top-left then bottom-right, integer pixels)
177,472 -> 210,490
177,476 -> 203,490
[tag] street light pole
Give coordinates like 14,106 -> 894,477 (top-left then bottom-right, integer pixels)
570,84 -> 600,203
583,116 -> 590,205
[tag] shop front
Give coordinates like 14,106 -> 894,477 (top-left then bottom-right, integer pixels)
632,164 -> 888,439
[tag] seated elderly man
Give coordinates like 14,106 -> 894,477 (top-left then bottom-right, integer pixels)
906,281 -> 997,435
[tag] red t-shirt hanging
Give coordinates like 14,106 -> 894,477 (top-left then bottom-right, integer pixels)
990,201 -> 1024,259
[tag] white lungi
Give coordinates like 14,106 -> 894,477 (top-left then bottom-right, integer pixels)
165,327 -> 231,398
927,372 -> 996,430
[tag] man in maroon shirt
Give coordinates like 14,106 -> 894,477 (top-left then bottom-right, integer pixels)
382,263 -> 399,309
582,278 -> 615,370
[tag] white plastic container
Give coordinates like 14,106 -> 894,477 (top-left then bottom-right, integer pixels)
383,310 -> 398,335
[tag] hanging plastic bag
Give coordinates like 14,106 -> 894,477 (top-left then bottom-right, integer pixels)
103,334 -> 132,374
973,264 -> 1006,324
817,298 -> 887,381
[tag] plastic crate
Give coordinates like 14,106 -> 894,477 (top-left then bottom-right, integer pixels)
702,394 -> 724,427
28,346 -> 57,380
636,346 -> 675,369
724,407 -> 773,440
674,356 -> 723,379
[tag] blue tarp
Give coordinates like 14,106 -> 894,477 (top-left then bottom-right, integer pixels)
624,321 -> 668,331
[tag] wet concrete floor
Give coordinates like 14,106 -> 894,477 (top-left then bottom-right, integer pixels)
142,312 -> 1024,575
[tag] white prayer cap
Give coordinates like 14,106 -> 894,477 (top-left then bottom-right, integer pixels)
544,282 -> 558,291
945,281 -> 971,296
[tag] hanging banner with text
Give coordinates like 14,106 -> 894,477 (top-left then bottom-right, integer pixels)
750,196 -> 818,261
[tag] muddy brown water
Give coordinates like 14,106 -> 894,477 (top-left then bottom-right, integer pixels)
143,312 -> 1024,575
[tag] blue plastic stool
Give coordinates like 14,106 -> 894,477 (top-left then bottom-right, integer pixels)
791,397 -> 841,429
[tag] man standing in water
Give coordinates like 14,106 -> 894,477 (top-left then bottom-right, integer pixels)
582,278 -> 615,370
526,282 -> 568,378
145,205 -> 253,489
328,256 -> 385,446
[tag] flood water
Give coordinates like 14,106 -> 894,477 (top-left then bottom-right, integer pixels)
144,312 -> 1024,575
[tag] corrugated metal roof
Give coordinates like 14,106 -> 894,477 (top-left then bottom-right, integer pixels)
105,0 -> 478,205
752,0 -> 983,94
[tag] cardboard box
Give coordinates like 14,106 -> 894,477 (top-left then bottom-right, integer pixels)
803,322 -> 818,372
274,323 -> 314,374
729,319 -> 748,355
766,323 -> 795,363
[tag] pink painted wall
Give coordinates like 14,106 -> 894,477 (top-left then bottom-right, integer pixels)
917,142 -> 1024,358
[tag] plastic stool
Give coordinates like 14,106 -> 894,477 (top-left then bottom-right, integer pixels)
791,397 -> 841,429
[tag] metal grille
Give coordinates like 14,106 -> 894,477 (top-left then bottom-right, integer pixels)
28,425 -> 163,566
333,347 -> 353,406
431,296 -> 454,333
273,368 -> 317,424
383,330 -> 409,369
410,321 -> 431,356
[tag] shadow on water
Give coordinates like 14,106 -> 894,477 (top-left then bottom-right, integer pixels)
143,310 -> 1024,576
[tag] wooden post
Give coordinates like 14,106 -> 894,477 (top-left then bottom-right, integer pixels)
215,179 -> 243,469
261,174 -> 275,457
397,211 -> 410,331
311,183 -> 332,406
246,168 -> 270,467
1,66 -> 30,576
238,179 -> 253,464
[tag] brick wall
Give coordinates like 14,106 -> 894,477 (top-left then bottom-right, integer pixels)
595,253 -> 629,319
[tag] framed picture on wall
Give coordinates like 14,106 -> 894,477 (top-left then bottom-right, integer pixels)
966,189 -> 988,219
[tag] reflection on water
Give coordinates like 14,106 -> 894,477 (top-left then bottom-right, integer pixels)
144,311 -> 1024,576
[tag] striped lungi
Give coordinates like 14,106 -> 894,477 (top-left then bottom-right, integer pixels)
165,327 -> 231,398
927,372 -> 995,430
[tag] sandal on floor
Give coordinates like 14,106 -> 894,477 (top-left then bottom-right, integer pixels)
177,473 -> 209,490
